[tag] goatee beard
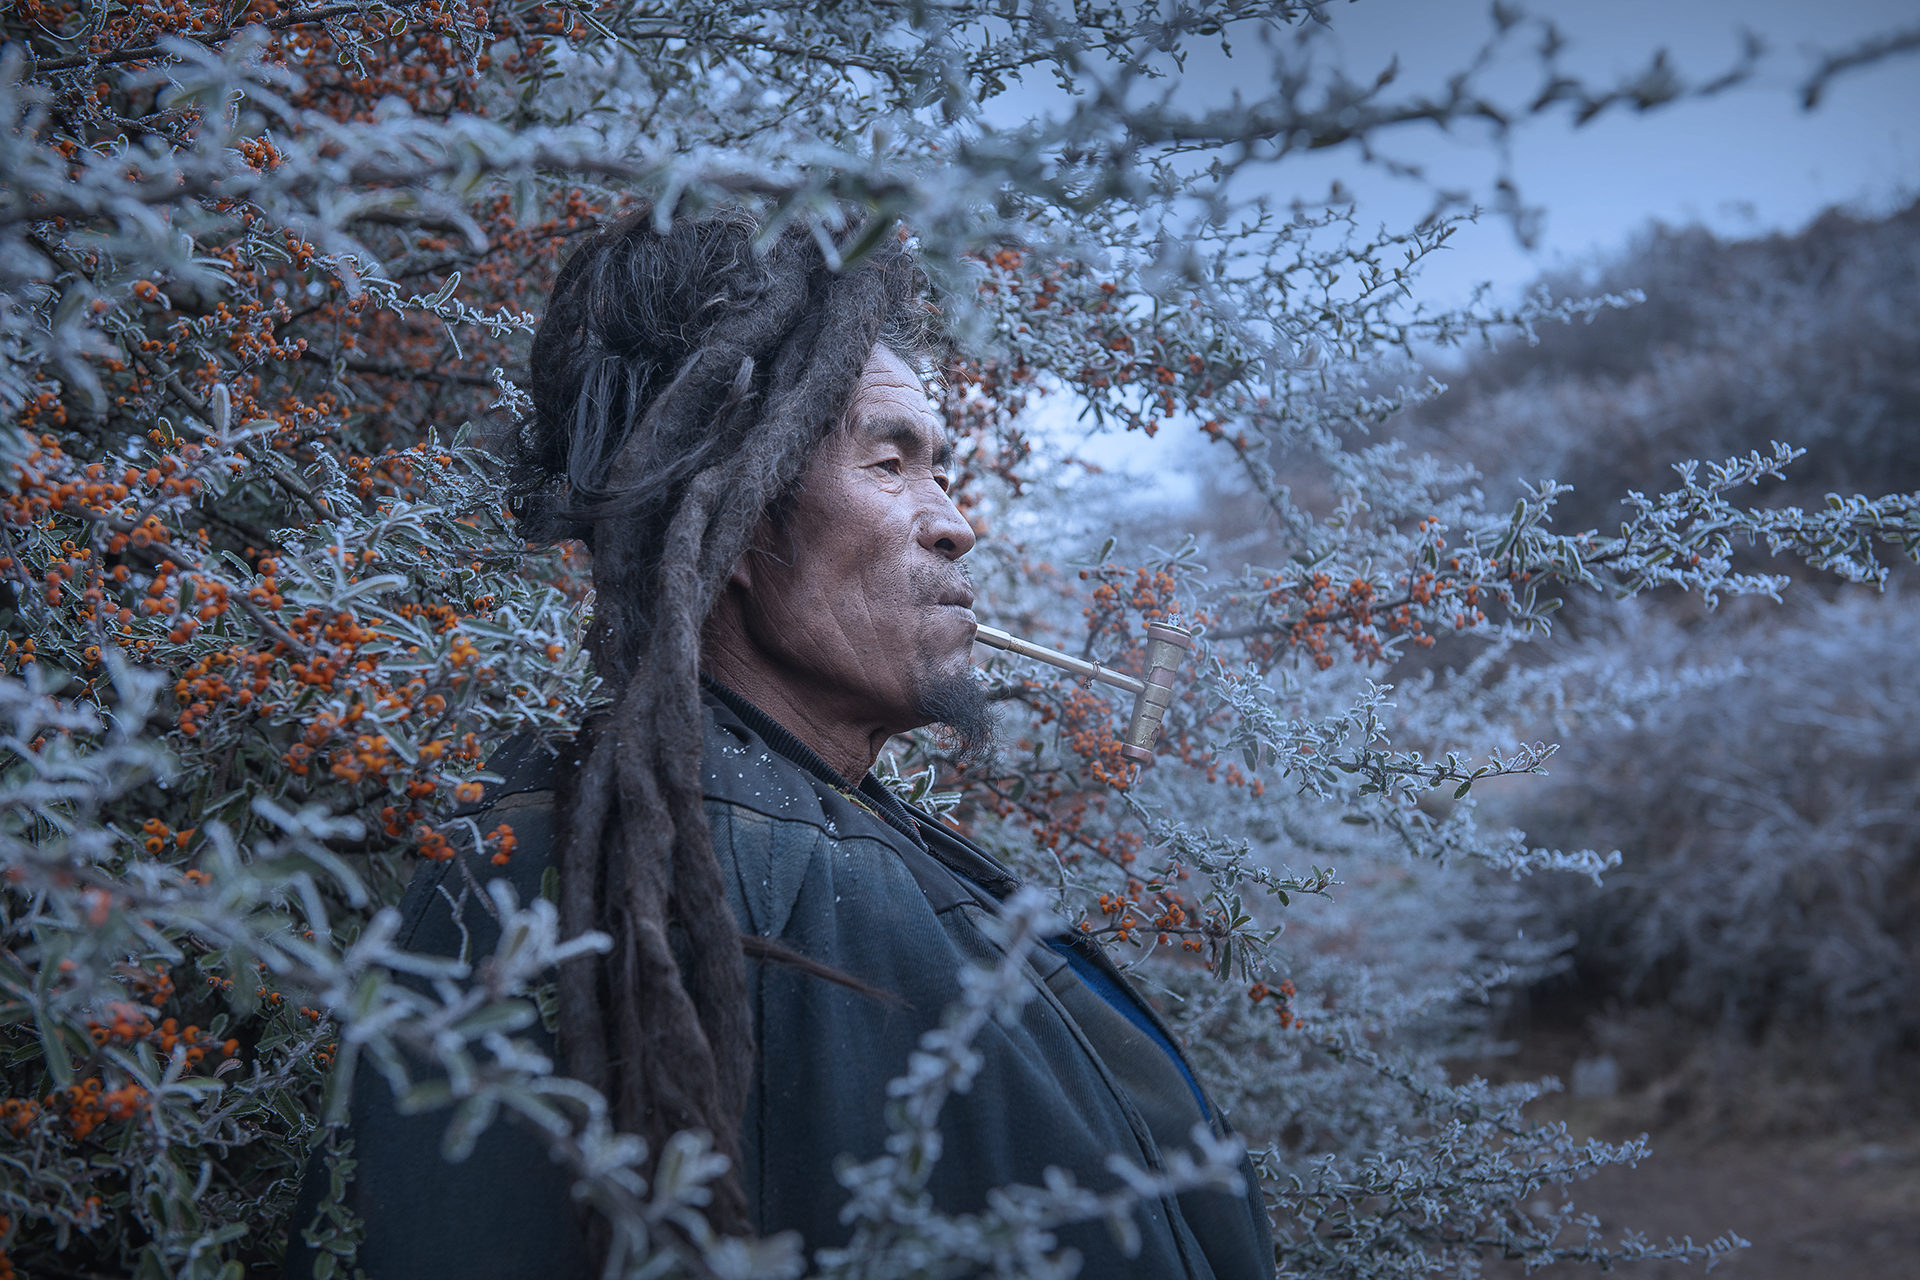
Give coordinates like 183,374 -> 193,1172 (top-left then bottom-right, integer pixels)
915,665 -> 996,770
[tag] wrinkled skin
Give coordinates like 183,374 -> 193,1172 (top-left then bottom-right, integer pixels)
702,344 -> 979,781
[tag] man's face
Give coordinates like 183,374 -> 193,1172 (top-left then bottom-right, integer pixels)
727,343 -> 981,744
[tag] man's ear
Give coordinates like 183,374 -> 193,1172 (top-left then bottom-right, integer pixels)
729,514 -> 783,592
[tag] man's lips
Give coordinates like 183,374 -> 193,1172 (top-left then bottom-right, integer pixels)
933,593 -> 977,636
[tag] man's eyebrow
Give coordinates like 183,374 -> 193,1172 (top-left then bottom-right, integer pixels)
862,416 -> 955,470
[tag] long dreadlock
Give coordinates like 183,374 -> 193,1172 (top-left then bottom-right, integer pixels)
514,206 -> 930,1236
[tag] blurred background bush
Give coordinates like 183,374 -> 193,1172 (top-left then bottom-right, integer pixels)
1415,198 -> 1920,1276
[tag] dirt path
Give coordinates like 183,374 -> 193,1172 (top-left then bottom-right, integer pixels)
1485,1089 -> 1920,1278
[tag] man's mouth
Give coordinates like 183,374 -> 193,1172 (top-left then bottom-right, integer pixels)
934,593 -> 977,637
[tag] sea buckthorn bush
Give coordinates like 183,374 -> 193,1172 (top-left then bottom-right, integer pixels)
3,2 -> 1917,1277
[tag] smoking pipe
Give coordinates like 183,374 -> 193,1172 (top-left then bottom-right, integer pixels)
972,622 -> 1194,766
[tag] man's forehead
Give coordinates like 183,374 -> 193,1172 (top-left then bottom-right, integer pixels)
840,344 -> 951,457
844,377 -> 949,444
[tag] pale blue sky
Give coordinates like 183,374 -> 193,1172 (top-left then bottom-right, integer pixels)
1209,0 -> 1920,306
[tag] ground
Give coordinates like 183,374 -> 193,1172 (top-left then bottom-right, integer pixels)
1480,1028 -> 1920,1279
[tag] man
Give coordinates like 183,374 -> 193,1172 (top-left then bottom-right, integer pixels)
286,208 -> 1271,1278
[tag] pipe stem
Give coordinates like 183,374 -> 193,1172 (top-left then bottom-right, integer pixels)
972,624 -> 1147,696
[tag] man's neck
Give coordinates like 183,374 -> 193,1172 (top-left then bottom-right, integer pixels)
698,649 -> 891,783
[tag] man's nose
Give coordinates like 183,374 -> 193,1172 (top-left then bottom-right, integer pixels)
922,488 -> 976,560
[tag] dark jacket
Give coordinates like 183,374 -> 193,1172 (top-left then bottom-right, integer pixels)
285,686 -> 1273,1279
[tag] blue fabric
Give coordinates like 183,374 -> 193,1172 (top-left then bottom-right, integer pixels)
1045,937 -> 1212,1121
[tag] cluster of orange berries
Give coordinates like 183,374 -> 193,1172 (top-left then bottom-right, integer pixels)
128,965 -> 175,1003
283,605 -> 391,687
236,136 -> 282,171
1195,418 -> 1252,454
283,694 -> 481,806
138,817 -> 193,855
1026,275 -> 1063,311
1389,526 -> 1498,636
242,555 -> 284,609
40,1077 -> 150,1142
208,294 -> 304,365
1020,790 -> 1112,865
1073,333 -> 1140,397
348,453 -> 419,500
254,386 -> 340,445
1057,686 -> 1137,789
295,1005 -> 344,1067
151,1017 -> 238,1066
124,563 -> 228,658
331,731 -> 400,786
83,0 -> 251,47
370,744 -> 480,835
285,230 -> 316,271
485,822 -> 517,866
82,985 -> 238,1064
1092,870 -> 1203,950
1081,564 -> 1186,634
6,542 -> 96,615
348,444 -> 461,501
1,435 -> 184,529
175,645 -> 274,734
415,826 -> 455,862
274,0 -> 503,123
984,700 -> 1168,872
1063,304 -> 1222,439
1247,978 -> 1304,1030
942,356 -> 1037,482
394,600 -> 466,634
399,816 -> 514,864
1,1098 -> 41,1138
470,3 -> 594,77
9,429 -> 220,534
1220,522 -> 1533,673
16,386 -> 68,430
1236,571 -> 1392,671
477,186 -> 605,262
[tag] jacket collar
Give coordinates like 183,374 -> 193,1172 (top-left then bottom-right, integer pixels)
698,675 -> 931,850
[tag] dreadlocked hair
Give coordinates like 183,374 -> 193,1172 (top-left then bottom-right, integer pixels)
513,205 -> 932,1238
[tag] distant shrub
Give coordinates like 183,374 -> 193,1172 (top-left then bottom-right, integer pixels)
1386,204 -> 1920,1100
1407,201 -> 1920,537
1497,589 -> 1920,1081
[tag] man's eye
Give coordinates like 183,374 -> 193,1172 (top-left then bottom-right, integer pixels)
875,458 -> 903,474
